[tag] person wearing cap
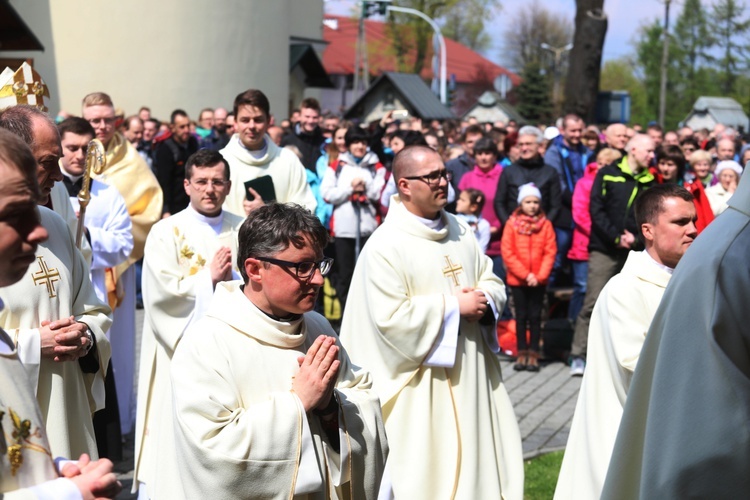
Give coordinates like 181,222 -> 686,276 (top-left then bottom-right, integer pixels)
556,184 -> 698,500
706,160 -> 743,216
501,183 -> 556,371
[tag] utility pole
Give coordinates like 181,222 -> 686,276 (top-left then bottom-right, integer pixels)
541,42 -> 573,115
658,0 -> 671,128
353,1 -> 391,100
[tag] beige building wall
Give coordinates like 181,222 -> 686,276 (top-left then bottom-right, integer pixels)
5,0 -> 323,122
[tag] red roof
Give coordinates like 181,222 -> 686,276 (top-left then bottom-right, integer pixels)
322,15 -> 520,86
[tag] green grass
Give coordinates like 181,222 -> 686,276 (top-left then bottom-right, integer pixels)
524,450 -> 564,500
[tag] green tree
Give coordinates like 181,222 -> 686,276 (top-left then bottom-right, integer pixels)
673,0 -> 715,105
442,0 -> 499,52
710,0 -> 750,94
386,0 -> 499,74
516,61 -> 553,122
599,58 -> 650,126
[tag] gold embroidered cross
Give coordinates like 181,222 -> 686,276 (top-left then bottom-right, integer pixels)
442,256 -> 463,286
31,256 -> 60,298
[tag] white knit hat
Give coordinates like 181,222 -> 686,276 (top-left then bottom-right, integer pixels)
517,182 -> 542,203
543,126 -> 560,141
715,160 -> 743,177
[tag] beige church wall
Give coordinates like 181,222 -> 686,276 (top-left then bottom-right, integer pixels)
5,0 -> 315,121
289,0 -> 324,41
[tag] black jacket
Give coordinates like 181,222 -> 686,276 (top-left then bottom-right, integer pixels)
588,156 -> 656,255
494,156 -> 562,225
153,135 -> 199,215
281,124 -> 325,172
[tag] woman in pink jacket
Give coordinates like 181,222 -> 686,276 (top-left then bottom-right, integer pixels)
567,148 -> 622,323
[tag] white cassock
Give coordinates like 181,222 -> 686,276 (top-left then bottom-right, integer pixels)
0,207 -> 111,459
602,174 -> 750,499
171,282 -> 389,500
554,250 -> 671,500
49,181 -> 92,267
66,178 -> 133,308
133,206 -> 244,498
220,134 -> 317,217
0,324 -> 80,500
339,196 -> 524,500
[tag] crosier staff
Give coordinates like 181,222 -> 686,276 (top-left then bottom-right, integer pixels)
75,138 -> 106,249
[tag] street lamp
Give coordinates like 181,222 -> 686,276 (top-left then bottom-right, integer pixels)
541,42 -> 573,108
387,5 -> 447,105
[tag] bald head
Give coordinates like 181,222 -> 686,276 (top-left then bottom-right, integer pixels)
392,145 -> 438,183
626,134 -> 656,171
717,138 -> 736,161
604,123 -> 628,150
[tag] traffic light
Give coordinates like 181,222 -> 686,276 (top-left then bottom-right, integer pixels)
363,0 -> 391,18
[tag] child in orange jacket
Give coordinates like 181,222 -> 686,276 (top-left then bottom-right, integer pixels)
501,183 -> 557,372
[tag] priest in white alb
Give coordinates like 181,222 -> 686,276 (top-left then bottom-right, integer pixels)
220,89 -> 316,217
133,150 -> 244,498
171,203 -> 388,499
339,145 -> 524,500
554,185 -> 698,500
0,107 -> 112,460
82,92 -> 163,436
0,126 -> 122,500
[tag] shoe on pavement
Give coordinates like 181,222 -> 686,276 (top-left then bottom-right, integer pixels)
570,357 -> 585,376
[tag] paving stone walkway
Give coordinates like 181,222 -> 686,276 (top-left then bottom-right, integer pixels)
113,311 -> 581,497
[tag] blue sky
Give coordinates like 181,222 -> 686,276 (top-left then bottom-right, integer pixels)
325,0 -> 726,70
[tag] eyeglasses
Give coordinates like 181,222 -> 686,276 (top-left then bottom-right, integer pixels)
403,169 -> 452,187
87,117 -> 117,126
190,179 -> 229,190
255,256 -> 334,279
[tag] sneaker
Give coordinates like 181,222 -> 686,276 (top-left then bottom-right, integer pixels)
570,357 -> 585,376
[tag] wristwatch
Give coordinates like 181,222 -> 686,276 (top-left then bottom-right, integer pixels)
81,324 -> 94,355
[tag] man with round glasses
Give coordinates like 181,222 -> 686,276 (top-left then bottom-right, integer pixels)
341,145 -> 524,499
133,149 -> 244,498
170,202 -> 388,498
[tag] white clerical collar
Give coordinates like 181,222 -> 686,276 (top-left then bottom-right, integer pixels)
239,137 -> 268,160
186,204 -> 223,232
61,170 -> 83,183
643,250 -> 674,275
405,209 -> 446,231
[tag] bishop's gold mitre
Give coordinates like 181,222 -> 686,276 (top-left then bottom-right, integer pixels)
0,62 -> 50,112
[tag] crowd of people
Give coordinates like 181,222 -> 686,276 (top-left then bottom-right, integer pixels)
1,57 -> 750,498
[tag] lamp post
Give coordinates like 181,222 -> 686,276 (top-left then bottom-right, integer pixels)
386,5 -> 447,105
541,42 -> 573,112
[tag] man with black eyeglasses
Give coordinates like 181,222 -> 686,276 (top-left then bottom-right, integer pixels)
170,202 -> 388,498
341,145 -> 524,500
133,149 -> 244,498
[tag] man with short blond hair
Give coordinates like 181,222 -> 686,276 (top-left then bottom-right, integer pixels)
82,91 -> 162,436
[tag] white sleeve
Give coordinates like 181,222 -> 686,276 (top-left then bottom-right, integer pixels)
423,295 -> 460,367
15,328 -> 41,392
476,219 -> 490,253
480,290 -> 500,353
88,190 -> 134,270
23,478 -> 82,500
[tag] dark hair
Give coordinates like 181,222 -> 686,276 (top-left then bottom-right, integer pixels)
146,118 -> 161,128
680,137 -> 699,150
460,124 -> 484,142
170,109 -> 188,124
392,129 -> 427,147
58,117 -> 95,138
0,104 -> 55,149
237,203 -> 329,282
473,137 -> 498,156
461,187 -> 486,214
233,89 -> 270,119
185,149 -> 230,180
647,123 -> 663,134
656,145 -> 687,180
300,97 -> 321,113
634,184 -> 694,239
344,126 -> 369,147
583,129 -> 600,144
139,106 -> 151,113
